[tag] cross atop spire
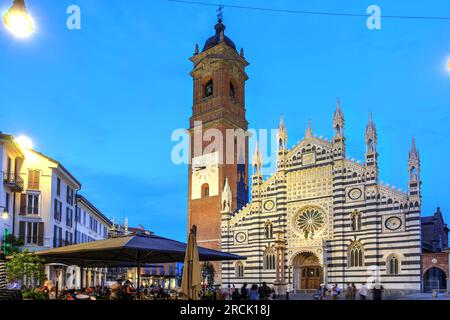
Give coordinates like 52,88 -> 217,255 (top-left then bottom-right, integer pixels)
217,4 -> 224,22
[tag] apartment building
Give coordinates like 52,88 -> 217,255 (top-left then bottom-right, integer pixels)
0,132 -> 113,289
0,133 -> 24,245
15,148 -> 81,251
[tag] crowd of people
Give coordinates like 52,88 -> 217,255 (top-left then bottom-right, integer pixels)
35,279 -> 178,300
315,282 -> 384,300
32,279 -> 384,301
205,282 -> 279,301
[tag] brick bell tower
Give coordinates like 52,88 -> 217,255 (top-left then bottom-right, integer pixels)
187,14 -> 249,258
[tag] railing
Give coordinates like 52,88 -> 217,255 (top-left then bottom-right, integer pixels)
2,172 -> 24,191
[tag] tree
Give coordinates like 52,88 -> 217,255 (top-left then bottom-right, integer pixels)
2,234 -> 24,255
201,262 -> 215,291
6,250 -> 45,288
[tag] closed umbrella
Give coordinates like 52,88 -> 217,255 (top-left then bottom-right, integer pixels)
180,226 -> 202,300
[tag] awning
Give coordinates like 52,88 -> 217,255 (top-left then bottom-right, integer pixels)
30,234 -> 244,267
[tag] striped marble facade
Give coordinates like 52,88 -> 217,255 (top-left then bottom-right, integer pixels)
221,105 -> 422,293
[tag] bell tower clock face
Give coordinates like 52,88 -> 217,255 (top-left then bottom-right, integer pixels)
191,151 -> 220,200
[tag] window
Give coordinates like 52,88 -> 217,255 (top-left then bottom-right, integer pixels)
351,210 -> 362,231
54,199 -> 62,221
65,231 -> 73,246
387,255 -> 400,275
66,208 -> 73,227
235,261 -> 244,278
263,248 -> 276,270
27,193 -> 39,215
56,177 -> 61,197
230,82 -> 236,99
6,157 -> 12,175
5,193 -> 10,213
66,186 -> 74,205
27,170 -> 40,190
348,242 -> 364,268
75,207 -> 81,223
53,225 -> 63,247
201,183 -> 209,198
19,221 -> 44,246
264,221 -> 273,239
204,79 -> 213,97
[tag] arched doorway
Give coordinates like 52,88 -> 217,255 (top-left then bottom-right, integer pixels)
423,267 -> 447,292
292,252 -> 322,290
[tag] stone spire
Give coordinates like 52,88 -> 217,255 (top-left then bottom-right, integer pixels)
252,140 -> 262,175
408,138 -> 421,201
365,112 -> 377,152
278,115 -> 287,150
221,177 -> 232,212
305,119 -> 313,139
409,138 -> 419,161
333,98 -> 344,138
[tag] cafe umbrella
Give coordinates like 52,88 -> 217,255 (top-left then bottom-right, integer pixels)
30,232 -> 244,292
180,226 -> 202,300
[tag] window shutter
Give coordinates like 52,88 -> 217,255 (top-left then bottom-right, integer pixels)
54,200 -> 57,220
53,226 -> 57,247
59,227 -> 62,246
27,170 -> 33,189
38,222 -> 44,246
19,194 -> 27,215
33,171 -> 40,189
19,221 -> 26,242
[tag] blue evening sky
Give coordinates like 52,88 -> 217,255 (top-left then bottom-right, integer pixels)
1,0 -> 449,241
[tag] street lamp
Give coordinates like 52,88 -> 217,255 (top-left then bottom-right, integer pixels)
0,207 -> 8,220
3,0 -> 34,38
14,135 -> 33,150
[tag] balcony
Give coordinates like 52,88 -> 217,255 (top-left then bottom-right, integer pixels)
3,172 -> 24,192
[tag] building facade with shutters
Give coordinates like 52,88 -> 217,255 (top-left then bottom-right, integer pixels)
16,148 -> 81,251
0,133 -> 24,247
0,133 -> 112,289
186,17 -> 423,294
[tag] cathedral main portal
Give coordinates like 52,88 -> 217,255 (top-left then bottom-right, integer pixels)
292,252 -> 323,290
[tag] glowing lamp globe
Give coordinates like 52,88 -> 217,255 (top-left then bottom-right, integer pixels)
14,135 -> 33,150
3,0 -> 34,38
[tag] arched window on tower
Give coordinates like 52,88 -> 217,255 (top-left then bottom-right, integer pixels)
201,183 -> 210,198
204,80 -> 213,98
263,248 -> 276,270
367,139 -> 375,153
410,166 -> 418,180
386,255 -> 400,275
235,261 -> 244,278
351,210 -> 362,231
230,82 -> 236,100
264,221 -> 273,239
348,242 -> 364,268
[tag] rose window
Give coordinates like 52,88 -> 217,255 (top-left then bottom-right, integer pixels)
294,207 -> 325,239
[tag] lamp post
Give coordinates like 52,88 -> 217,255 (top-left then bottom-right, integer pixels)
3,0 -> 34,38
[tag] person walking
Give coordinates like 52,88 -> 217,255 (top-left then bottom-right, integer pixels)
359,283 -> 368,300
372,282 -> 384,301
258,282 -> 271,300
345,284 -> 353,300
231,288 -> 241,300
351,283 -> 357,300
330,283 -> 340,300
248,284 -> 260,300
240,283 -> 249,300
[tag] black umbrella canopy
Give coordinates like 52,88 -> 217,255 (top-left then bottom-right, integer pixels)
32,234 -> 245,267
